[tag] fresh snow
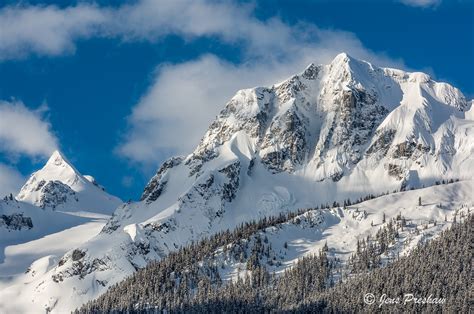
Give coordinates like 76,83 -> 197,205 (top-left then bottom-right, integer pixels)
0,151 -> 121,312
0,219 -> 106,278
1,53 -> 473,313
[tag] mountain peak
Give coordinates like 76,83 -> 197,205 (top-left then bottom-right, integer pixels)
332,52 -> 352,62
328,53 -> 375,75
13,53 -> 473,312
46,150 -> 70,167
330,52 -> 359,67
17,150 -> 122,210
48,149 -> 63,160
17,150 -> 85,204
41,150 -> 82,180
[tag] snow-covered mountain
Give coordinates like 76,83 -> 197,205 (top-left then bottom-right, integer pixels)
17,150 -> 120,213
0,151 -> 122,305
1,150 -> 121,239
1,53 -> 473,313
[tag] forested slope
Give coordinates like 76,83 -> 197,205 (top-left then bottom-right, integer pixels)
78,213 -> 471,313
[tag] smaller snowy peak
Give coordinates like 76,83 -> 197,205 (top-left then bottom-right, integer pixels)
33,150 -> 83,187
17,150 -> 85,203
16,151 -> 122,213
48,150 -> 68,166
42,150 -> 83,185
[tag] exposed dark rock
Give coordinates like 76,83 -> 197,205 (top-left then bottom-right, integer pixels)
218,161 -> 241,203
53,256 -> 109,282
247,157 -> 255,176
72,249 -> 86,261
144,218 -> 177,234
387,164 -> 405,180
261,109 -> 307,173
366,129 -> 396,156
38,180 -> 77,209
301,63 -> 321,80
392,141 -> 431,159
331,171 -> 344,182
0,213 -> 33,231
142,156 -> 184,202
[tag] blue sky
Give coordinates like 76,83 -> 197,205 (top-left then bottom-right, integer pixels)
0,0 -> 472,200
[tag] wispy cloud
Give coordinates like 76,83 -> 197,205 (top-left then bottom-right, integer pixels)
0,4 -> 107,59
0,163 -> 24,196
0,100 -> 58,158
0,0 -> 305,60
0,0 -> 406,62
0,101 -> 58,194
399,0 -> 441,8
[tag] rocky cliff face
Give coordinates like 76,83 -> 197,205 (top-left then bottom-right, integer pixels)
14,53 -> 473,313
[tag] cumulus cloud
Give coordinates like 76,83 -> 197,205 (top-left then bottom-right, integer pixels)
399,0 -> 441,8
0,163 -> 24,196
0,100 -> 58,158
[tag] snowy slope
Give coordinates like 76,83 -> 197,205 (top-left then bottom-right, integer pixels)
0,151 -> 122,311
2,53 -> 473,313
208,181 -> 472,283
3,181 -> 472,313
0,217 -> 108,278
1,150 -> 121,247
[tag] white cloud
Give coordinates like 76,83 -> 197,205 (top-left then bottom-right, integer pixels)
0,0 -> 302,60
0,100 -> 58,158
0,1 -> 407,165
399,0 -> 441,8
0,4 -> 108,59
0,163 -> 24,197
0,0 -> 406,62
